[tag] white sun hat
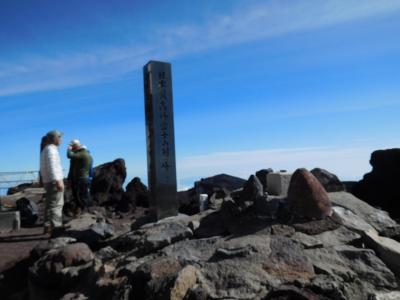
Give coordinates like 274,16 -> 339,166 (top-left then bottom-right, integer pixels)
69,139 -> 81,147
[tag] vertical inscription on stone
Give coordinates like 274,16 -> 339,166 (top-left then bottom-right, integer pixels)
143,61 -> 178,220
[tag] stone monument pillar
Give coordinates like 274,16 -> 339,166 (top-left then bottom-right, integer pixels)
143,61 -> 178,220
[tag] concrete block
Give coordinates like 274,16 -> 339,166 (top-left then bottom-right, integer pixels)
0,211 -> 20,231
267,172 -> 292,196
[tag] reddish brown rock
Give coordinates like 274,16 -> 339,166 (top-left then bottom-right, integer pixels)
288,168 -> 332,220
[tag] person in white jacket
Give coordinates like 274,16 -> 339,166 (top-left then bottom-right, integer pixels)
40,130 -> 64,235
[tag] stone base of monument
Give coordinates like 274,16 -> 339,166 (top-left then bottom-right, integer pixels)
0,210 -> 21,231
267,172 -> 292,196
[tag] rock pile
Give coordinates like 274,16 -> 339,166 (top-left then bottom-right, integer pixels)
2,167 -> 400,300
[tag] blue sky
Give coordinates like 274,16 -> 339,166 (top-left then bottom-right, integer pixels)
1,0 -> 400,190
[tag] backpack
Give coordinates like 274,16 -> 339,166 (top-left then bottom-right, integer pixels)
16,197 -> 38,226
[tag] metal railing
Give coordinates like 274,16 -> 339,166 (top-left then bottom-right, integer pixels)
0,171 -> 39,196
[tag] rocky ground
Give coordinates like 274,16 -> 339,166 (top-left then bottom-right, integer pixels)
1,152 -> 400,300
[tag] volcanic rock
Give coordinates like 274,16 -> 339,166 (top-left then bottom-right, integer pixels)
238,174 -> 264,205
3,169 -> 400,300
113,220 -> 192,256
126,177 -> 149,207
130,256 -> 183,299
56,213 -> 114,249
305,245 -> 397,299
29,243 -> 96,299
91,158 -> 127,206
329,192 -> 397,234
352,148 -> 400,220
255,168 -> 273,192
311,168 -> 345,192
288,168 -> 332,220
363,230 -> 400,276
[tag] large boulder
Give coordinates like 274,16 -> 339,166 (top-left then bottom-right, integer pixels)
305,245 -> 397,299
125,177 -> 149,207
191,235 -> 315,299
117,177 -> 149,213
363,230 -> 400,276
238,175 -> 264,205
91,158 -> 127,206
255,168 -> 273,192
311,168 -> 345,192
287,168 -> 332,220
352,148 -> 400,219
329,192 -> 397,235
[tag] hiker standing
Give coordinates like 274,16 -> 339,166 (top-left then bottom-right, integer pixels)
40,130 -> 64,235
67,139 -> 93,215
39,135 -> 49,187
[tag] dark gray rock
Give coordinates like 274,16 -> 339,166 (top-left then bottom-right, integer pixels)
57,213 -> 114,249
363,230 -> 400,276
130,256 -> 183,299
311,226 -> 361,247
292,212 -> 342,235
254,197 -> 282,219
305,245 -> 397,299
329,192 -> 397,234
332,205 -> 377,234
161,237 -> 222,264
125,177 -> 149,207
112,220 -> 192,256
255,168 -> 273,193
311,168 -> 345,192
193,235 -> 315,299
91,158 -> 127,207
194,199 -> 240,238
29,243 -> 96,299
265,284 -> 328,300
291,232 -> 324,249
239,175 -> 264,205
352,148 -> 400,219
118,177 -> 149,212
30,237 -> 78,261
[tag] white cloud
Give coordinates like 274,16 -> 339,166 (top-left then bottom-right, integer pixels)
1,0 -> 399,97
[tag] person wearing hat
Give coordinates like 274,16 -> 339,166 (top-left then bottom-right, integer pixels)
40,130 -> 65,235
67,139 -> 93,216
